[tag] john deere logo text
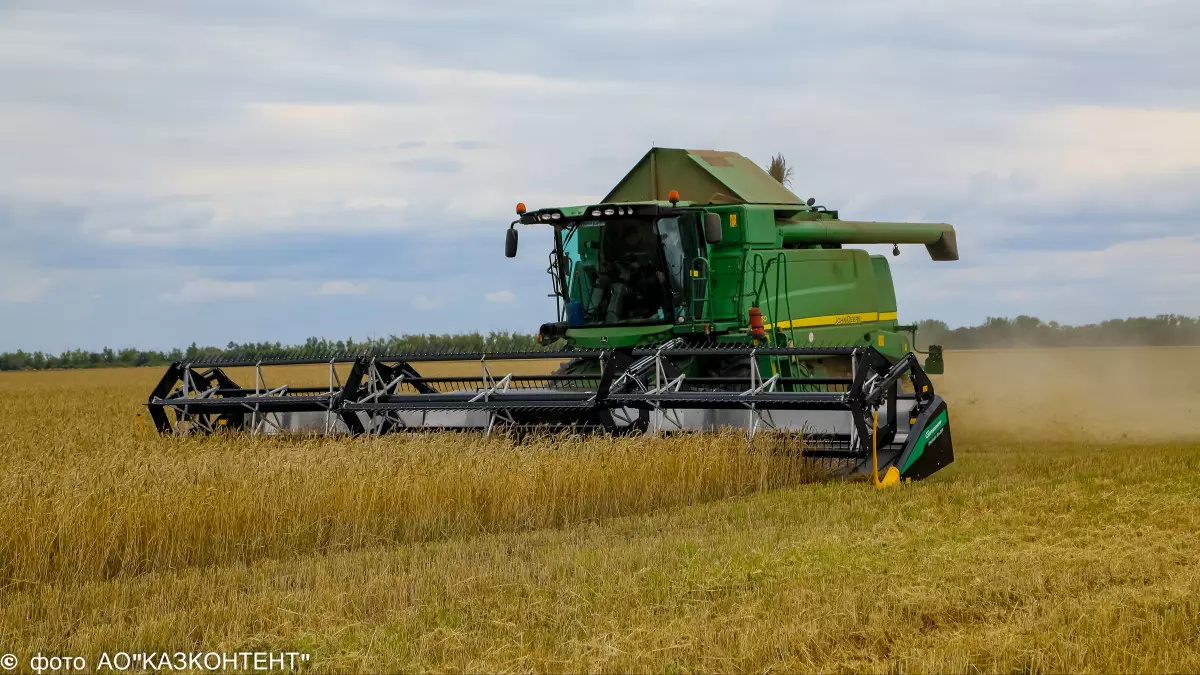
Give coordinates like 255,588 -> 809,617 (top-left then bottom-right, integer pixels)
835,315 -> 863,325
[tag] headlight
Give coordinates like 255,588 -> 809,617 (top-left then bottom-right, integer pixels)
539,213 -> 552,221
591,209 -> 602,217
603,208 -> 615,216
550,212 -> 561,220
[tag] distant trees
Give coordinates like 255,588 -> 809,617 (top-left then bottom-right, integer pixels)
0,332 -> 539,371
2,318 -> 1199,371
914,314 -> 1200,350
0,346 -> 186,371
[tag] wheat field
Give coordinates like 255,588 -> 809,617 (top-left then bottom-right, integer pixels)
0,348 -> 1198,673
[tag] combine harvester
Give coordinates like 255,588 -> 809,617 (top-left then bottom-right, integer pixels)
148,149 -> 957,483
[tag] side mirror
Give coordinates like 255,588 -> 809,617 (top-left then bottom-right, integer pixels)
505,227 -> 518,258
703,213 -> 723,245
924,345 -> 945,375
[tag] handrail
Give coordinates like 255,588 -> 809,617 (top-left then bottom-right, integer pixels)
686,255 -> 711,322
546,249 -> 565,321
746,250 -> 807,390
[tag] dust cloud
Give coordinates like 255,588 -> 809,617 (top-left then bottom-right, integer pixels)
935,347 -> 1200,443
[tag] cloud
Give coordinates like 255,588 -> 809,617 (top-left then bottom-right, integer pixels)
485,290 -> 515,303
889,234 -> 1200,325
317,280 -> 368,296
1021,106 -> 1200,181
0,271 -> 53,303
163,279 -> 264,303
247,103 -> 377,134
1,0 -> 1198,351
391,157 -> 464,174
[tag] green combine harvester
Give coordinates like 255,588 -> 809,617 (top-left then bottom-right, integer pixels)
148,148 -> 957,483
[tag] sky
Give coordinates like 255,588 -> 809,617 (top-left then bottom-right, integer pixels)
1,0 -> 1198,353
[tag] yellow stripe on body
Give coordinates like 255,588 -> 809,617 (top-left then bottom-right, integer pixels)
765,310 -> 898,331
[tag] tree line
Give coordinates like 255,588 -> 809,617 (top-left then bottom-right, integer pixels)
0,332 -> 540,371
2,316 -> 1199,371
915,314 -> 1200,350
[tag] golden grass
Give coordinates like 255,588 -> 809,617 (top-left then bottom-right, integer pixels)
0,365 -> 817,589
0,432 -> 816,588
0,348 -> 1198,673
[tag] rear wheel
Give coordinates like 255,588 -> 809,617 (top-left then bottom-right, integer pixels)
551,358 -> 601,390
708,358 -> 751,392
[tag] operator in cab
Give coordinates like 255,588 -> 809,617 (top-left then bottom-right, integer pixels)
598,222 -> 670,323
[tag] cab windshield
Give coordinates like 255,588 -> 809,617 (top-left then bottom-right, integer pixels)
555,215 -> 699,326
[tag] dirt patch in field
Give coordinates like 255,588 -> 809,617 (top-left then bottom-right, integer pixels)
937,347 -> 1200,443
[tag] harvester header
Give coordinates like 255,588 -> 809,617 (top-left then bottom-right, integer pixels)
148,147 -> 960,483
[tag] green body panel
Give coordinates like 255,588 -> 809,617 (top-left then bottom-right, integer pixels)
523,148 -> 958,367
566,325 -> 674,349
705,241 -> 908,358
870,256 -> 899,316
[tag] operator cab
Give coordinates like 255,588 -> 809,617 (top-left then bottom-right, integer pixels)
558,213 -> 701,326
507,203 -> 709,335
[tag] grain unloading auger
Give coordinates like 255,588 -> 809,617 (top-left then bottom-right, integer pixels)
148,147 -> 958,482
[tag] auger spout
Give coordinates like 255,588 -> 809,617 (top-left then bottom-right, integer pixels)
779,220 -> 958,261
